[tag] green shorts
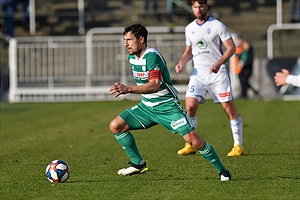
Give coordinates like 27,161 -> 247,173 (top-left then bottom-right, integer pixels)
119,100 -> 195,137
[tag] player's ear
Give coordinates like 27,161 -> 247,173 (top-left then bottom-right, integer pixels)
139,36 -> 145,44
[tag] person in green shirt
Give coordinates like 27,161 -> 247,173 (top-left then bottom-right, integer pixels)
109,24 -> 231,181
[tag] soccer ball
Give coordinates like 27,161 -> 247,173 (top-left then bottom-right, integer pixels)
45,159 -> 70,183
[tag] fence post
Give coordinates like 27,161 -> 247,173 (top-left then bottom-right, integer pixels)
29,0 -> 36,35
120,38 -> 127,86
8,38 -> 17,102
78,0 -> 85,34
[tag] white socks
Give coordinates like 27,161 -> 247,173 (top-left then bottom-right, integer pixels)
190,116 -> 197,128
230,116 -> 243,146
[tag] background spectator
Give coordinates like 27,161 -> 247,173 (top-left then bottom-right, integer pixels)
290,0 -> 300,23
233,35 -> 259,98
143,0 -> 158,16
1,0 -> 29,38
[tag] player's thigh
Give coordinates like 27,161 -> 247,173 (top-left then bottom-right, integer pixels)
155,103 -> 194,137
209,73 -> 233,103
186,76 -> 207,104
119,103 -> 157,130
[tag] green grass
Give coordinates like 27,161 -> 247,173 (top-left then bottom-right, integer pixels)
0,100 -> 299,199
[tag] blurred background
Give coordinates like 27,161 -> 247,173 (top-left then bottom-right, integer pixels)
0,0 -> 299,102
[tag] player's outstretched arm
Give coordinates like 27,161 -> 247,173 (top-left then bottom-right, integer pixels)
109,79 -> 161,98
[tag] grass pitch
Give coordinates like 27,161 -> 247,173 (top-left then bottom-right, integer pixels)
0,100 -> 299,199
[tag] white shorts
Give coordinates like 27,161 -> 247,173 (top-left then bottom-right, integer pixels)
185,68 -> 233,104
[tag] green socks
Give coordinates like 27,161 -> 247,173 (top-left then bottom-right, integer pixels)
114,132 -> 143,165
199,142 -> 228,174
114,132 -> 227,173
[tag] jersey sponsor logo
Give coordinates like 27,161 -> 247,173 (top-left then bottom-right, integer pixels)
132,71 -> 148,78
197,38 -> 207,49
170,117 -> 187,130
218,92 -> 230,98
200,50 -> 210,54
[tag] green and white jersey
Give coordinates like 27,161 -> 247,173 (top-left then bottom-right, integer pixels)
128,46 -> 179,107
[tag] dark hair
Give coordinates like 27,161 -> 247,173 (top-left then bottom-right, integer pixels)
189,0 -> 207,6
123,24 -> 148,42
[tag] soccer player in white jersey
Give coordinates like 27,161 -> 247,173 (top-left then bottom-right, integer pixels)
109,24 -> 231,181
175,0 -> 244,156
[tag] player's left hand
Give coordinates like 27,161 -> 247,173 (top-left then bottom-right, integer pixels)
109,82 -> 129,98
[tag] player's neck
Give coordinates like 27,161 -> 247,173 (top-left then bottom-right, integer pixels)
135,46 -> 147,60
196,15 -> 209,25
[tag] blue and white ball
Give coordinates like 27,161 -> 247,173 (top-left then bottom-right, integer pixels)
45,160 -> 70,183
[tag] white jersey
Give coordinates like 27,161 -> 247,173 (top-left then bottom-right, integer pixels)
185,17 -> 234,103
185,17 -> 232,74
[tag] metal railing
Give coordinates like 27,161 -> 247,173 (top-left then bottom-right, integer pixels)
8,26 -> 193,102
267,23 -> 300,59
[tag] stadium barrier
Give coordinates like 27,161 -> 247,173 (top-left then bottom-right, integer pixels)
8,26 -> 254,102
9,26 -> 197,102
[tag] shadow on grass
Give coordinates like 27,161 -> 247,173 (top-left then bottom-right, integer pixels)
66,176 -> 219,183
236,176 -> 300,181
239,153 -> 300,156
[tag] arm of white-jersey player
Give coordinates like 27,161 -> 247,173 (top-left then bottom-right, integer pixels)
274,69 -> 300,87
175,45 -> 193,74
286,75 -> 300,87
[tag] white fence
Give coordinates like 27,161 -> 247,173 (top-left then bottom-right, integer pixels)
9,26 -> 196,102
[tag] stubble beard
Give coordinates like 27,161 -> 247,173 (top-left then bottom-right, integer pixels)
132,48 -> 142,57
197,13 -> 207,21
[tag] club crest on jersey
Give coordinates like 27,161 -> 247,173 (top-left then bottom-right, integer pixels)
142,65 -> 146,71
207,28 -> 211,34
170,117 -> 187,130
197,38 -> 207,49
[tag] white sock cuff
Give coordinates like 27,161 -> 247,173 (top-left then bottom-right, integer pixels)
230,116 -> 242,125
190,116 -> 197,128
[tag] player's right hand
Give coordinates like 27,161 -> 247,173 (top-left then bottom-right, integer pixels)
109,82 -> 128,98
175,63 -> 183,73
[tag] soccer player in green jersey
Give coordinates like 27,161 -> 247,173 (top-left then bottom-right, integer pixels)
109,24 -> 231,181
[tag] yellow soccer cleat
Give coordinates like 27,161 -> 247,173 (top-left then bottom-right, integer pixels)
227,144 -> 244,156
177,143 -> 197,155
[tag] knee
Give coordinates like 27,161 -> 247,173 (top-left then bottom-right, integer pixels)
109,116 -> 128,134
186,104 -> 198,116
109,119 -> 120,134
184,131 -> 205,150
190,139 -> 205,150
